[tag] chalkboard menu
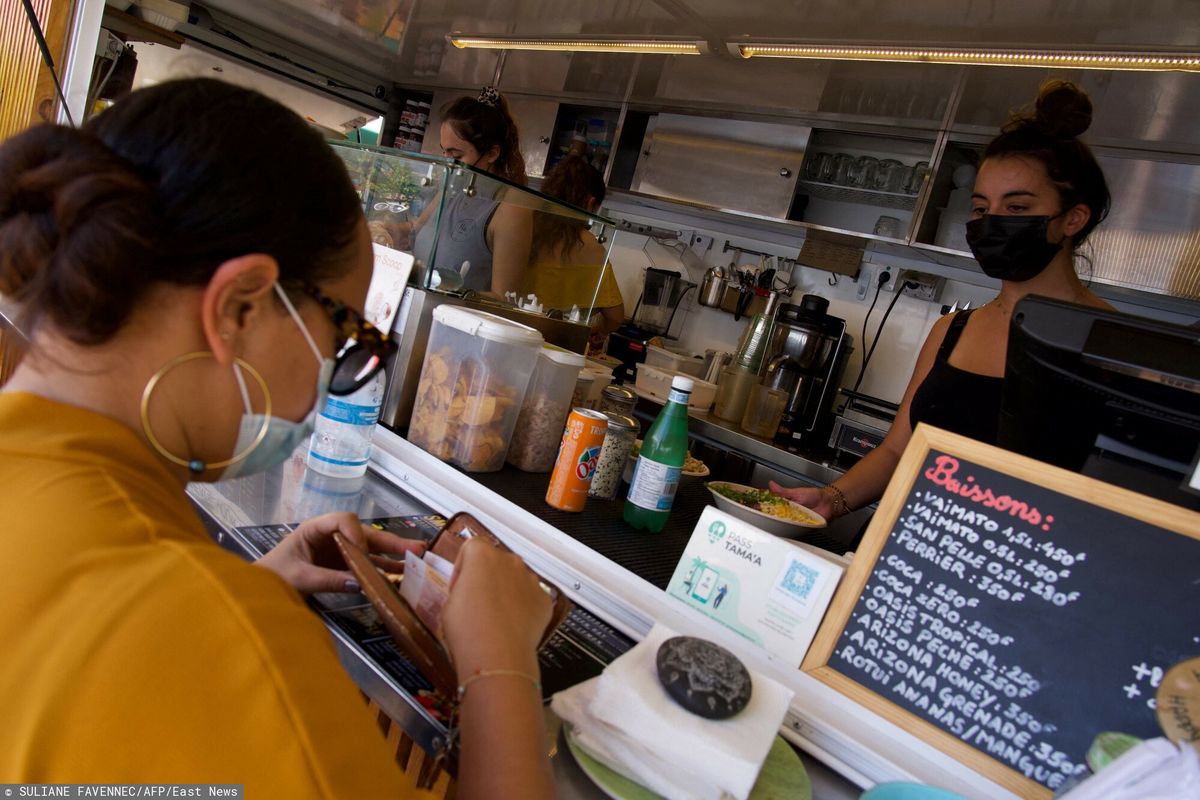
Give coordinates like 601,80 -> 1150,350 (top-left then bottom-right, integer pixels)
803,425 -> 1200,799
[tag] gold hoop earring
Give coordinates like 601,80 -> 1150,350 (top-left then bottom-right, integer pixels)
140,351 -> 272,474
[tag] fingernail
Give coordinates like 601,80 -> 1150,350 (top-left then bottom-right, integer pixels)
344,579 -> 361,593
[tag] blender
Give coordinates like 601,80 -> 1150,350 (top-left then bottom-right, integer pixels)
607,268 -> 696,384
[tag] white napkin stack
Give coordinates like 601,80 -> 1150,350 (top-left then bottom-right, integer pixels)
1060,738 -> 1200,799
552,623 -> 794,800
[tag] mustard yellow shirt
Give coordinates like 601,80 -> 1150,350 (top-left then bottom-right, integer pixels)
0,392 -> 426,798
523,233 -> 624,313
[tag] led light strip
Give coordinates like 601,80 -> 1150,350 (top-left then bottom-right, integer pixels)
732,43 -> 1200,72
449,35 -> 704,55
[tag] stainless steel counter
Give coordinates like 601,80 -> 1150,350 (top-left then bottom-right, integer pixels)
188,460 -> 453,759
666,402 -> 848,487
187,451 -> 864,799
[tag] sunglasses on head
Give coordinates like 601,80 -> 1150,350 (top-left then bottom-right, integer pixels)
302,283 -> 398,396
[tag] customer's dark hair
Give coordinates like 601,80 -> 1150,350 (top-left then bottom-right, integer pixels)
532,155 -> 606,260
441,92 -> 526,186
0,78 -> 363,345
984,80 -> 1110,248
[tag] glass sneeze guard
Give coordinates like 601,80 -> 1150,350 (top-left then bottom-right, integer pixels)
328,140 -> 621,323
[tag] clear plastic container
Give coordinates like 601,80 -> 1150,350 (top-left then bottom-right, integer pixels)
636,364 -> 718,411
508,345 -> 586,472
409,306 -> 543,471
713,365 -> 758,423
645,344 -> 705,379
577,365 -> 613,409
740,383 -> 789,438
571,372 -> 595,409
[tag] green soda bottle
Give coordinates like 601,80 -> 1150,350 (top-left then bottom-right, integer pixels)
624,376 -> 693,532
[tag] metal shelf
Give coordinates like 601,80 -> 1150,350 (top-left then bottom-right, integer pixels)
799,180 -> 918,210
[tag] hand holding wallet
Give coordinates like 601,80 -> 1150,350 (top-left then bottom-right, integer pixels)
334,512 -> 573,699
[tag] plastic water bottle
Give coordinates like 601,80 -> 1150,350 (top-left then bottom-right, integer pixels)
306,370 -> 386,477
623,375 -> 692,533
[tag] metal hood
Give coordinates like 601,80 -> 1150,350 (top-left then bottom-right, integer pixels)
192,0 -> 1200,85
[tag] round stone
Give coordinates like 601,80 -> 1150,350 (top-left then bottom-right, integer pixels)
655,636 -> 752,720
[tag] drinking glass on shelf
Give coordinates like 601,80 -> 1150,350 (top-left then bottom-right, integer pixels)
848,155 -> 878,189
805,152 -> 834,182
907,161 -> 931,195
873,159 -> 904,192
831,153 -> 855,185
873,215 -> 902,239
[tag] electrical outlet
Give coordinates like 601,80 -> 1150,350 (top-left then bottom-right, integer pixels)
898,270 -> 945,303
689,233 -> 714,256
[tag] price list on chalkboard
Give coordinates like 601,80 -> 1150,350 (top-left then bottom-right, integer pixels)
823,449 -> 1200,793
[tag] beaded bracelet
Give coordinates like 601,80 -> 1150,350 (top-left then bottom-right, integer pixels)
825,484 -> 850,518
456,669 -> 542,701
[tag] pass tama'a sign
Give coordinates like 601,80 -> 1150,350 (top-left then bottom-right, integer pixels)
667,506 -> 845,665
803,425 -> 1200,799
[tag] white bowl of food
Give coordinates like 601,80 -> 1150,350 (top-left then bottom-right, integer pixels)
705,481 -> 825,536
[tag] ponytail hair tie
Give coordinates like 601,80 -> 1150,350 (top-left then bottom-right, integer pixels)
477,86 -> 501,108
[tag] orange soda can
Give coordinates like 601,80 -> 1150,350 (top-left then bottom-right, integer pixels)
545,408 -> 610,512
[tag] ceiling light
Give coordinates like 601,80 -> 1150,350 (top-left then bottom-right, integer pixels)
729,42 -> 1200,72
449,34 -> 705,56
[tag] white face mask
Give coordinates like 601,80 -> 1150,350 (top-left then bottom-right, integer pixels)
219,285 -> 334,481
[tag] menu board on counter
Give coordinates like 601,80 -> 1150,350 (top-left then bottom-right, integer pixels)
803,425 -> 1200,799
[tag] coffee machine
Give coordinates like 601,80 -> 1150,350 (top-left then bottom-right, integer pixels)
607,267 -> 695,384
761,295 -> 852,451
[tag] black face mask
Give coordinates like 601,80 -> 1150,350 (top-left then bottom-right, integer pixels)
965,214 -> 1065,282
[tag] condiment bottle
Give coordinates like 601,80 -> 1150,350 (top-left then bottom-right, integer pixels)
597,385 -> 636,417
588,414 -> 639,501
623,376 -> 692,533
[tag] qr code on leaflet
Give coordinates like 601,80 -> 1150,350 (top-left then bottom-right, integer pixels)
780,559 -> 820,603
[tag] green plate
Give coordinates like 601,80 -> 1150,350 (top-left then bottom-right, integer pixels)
564,725 -> 812,800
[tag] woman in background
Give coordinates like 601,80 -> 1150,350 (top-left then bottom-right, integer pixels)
773,81 -> 1114,523
0,78 -> 552,799
523,154 -> 625,350
411,87 -> 532,297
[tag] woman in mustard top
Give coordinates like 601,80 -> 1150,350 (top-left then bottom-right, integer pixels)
0,79 -> 552,799
524,154 -> 625,351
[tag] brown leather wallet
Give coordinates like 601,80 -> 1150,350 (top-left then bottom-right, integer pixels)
333,511 -> 572,698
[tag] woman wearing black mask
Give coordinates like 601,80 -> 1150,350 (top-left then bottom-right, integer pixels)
772,80 -> 1112,523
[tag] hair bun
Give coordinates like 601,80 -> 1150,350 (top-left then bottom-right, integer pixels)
0,124 -> 158,343
1033,80 -> 1093,139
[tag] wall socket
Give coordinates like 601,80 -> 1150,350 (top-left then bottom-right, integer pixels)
897,270 -> 945,303
857,265 -> 895,300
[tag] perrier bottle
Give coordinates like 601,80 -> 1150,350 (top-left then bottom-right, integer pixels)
623,376 -> 692,533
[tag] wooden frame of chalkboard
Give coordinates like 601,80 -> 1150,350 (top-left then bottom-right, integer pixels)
802,424 -> 1200,799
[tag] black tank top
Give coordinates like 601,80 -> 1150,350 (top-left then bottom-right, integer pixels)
908,309 -> 1004,445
